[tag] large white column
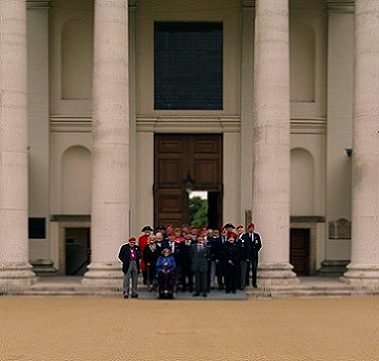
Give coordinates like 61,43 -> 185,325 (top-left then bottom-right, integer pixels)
252,0 -> 297,285
343,0 -> 379,286
0,0 -> 36,288
82,0 -> 129,287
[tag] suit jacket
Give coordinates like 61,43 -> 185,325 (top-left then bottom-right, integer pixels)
242,232 -> 262,260
236,234 -> 251,261
190,243 -> 210,273
223,241 -> 240,266
118,243 -> 141,274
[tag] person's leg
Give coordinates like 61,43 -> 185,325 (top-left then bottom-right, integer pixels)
194,269 -> 201,294
131,263 -> 138,297
245,261 -> 251,286
240,261 -> 247,290
188,268 -> 193,292
210,261 -> 216,288
216,263 -> 224,290
123,272 -> 129,297
124,264 -> 132,297
251,259 -> 258,287
201,270 -> 207,294
224,266 -> 231,293
231,265 -> 237,293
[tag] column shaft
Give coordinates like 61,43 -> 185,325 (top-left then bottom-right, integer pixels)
82,0 -> 129,287
343,0 -> 379,286
0,0 -> 36,288
252,0 -> 297,284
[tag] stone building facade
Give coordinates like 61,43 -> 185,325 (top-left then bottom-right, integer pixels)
1,0 -> 378,288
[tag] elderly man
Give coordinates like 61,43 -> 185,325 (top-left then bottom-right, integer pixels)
118,237 -> 141,298
190,235 -> 210,297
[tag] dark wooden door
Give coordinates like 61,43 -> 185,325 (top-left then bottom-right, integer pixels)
290,228 -> 310,276
154,134 -> 223,228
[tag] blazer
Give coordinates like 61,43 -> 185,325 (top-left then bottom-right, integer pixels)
242,232 -> 262,260
118,243 -> 141,274
190,243 -> 210,273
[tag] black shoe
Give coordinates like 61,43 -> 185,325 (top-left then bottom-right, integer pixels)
123,295 -> 128,299
253,285 -> 258,288
131,294 -> 139,298
193,292 -> 200,297
202,293 -> 207,297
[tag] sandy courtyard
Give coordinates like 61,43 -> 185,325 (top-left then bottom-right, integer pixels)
1,296 -> 378,361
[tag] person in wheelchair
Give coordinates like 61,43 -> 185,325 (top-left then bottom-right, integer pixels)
156,248 -> 177,298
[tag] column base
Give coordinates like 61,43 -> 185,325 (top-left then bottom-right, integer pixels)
257,263 -> 299,286
82,262 -> 123,289
30,259 -> 57,277
0,263 -> 37,291
341,263 -> 379,286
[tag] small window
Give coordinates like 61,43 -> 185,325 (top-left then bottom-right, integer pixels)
154,22 -> 223,110
29,218 -> 46,239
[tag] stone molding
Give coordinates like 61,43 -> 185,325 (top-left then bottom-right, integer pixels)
137,115 -> 240,133
50,115 -> 326,135
27,0 -> 51,9
326,0 -> 354,13
50,116 -> 92,133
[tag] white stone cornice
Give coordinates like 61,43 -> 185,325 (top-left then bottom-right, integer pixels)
50,116 -> 92,133
137,115 -> 240,133
290,118 -> 327,134
27,0 -> 51,9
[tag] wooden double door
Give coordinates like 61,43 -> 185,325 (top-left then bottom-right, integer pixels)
154,134 -> 223,229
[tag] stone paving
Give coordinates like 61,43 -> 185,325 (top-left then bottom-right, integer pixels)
1,292 -> 378,360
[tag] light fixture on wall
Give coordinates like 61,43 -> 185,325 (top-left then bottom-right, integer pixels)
183,172 -> 195,193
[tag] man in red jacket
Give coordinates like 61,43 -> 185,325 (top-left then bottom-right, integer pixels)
139,225 -> 153,285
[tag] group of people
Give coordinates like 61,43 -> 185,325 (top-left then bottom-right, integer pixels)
118,222 -> 262,299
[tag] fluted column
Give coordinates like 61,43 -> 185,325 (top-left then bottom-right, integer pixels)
252,0 -> 297,285
342,0 -> 379,286
0,0 -> 36,289
82,0 -> 129,287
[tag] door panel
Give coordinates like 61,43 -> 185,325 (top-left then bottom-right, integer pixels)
155,134 -> 222,228
290,228 -> 310,276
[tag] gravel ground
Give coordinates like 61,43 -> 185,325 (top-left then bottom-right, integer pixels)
1,296 -> 378,361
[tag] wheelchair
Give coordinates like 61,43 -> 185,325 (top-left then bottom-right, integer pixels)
157,269 -> 176,299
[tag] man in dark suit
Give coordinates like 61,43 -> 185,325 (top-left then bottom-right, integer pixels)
118,237 -> 141,298
236,225 -> 251,290
190,235 -> 210,297
246,222 -> 262,288
179,232 -> 194,292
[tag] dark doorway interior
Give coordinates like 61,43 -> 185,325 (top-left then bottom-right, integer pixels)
290,228 -> 310,276
207,192 -> 222,229
65,227 -> 91,276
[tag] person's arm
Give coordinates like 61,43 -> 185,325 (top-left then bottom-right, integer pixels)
118,245 -> 124,262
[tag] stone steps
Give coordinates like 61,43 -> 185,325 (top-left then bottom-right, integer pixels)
2,277 -> 379,298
